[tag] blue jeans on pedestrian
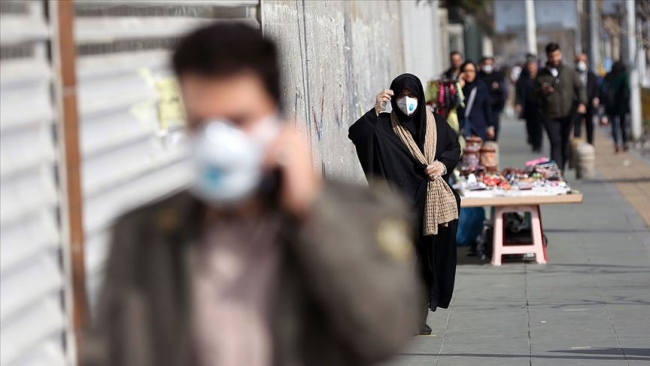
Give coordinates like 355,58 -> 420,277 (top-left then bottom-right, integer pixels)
609,112 -> 628,146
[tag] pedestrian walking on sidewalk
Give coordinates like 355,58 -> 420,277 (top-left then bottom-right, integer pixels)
516,56 -> 544,152
535,43 -> 587,172
349,73 -> 461,336
83,23 -> 421,366
442,51 -> 464,80
600,61 -> 631,153
478,56 -> 508,141
457,61 -> 496,141
573,53 -> 600,145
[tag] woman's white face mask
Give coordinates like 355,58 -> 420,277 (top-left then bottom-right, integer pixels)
397,96 -> 418,116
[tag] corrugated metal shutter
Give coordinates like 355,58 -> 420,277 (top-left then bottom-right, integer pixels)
0,2 -> 70,366
73,0 -> 260,311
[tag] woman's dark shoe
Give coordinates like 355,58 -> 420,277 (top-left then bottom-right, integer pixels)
419,324 -> 432,335
615,145 -> 621,154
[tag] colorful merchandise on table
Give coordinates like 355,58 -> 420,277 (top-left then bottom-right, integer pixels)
425,79 -> 465,119
426,79 -> 467,155
455,158 -> 569,195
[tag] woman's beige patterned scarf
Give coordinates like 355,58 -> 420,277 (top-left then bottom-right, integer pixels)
390,111 -> 459,236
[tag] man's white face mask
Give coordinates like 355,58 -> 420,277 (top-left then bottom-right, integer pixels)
189,115 -> 280,206
576,61 -> 587,72
482,64 -> 494,73
397,96 -> 418,116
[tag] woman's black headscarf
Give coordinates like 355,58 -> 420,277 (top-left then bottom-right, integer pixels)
390,73 -> 427,149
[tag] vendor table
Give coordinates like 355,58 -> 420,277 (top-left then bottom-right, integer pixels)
460,192 -> 584,266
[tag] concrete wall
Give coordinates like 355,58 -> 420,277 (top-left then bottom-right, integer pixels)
401,0 -> 442,85
262,0 -> 406,183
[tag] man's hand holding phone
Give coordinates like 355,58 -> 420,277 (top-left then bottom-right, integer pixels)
264,124 -> 322,220
375,89 -> 394,115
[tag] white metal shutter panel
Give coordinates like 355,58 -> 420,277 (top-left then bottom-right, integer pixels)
0,2 -> 69,366
73,0 -> 260,311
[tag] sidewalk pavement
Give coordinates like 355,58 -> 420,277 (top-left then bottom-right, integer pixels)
590,127 -> 650,227
385,117 -> 650,366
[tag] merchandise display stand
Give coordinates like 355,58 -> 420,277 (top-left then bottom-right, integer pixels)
461,192 -> 584,266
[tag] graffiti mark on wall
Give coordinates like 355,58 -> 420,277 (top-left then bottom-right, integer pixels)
312,84 -> 325,141
335,102 -> 344,130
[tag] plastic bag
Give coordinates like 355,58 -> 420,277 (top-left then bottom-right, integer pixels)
456,207 -> 486,247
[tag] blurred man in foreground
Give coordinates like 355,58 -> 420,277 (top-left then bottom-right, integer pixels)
83,23 -> 420,366
477,56 -> 508,141
573,53 -> 599,145
535,43 -> 587,172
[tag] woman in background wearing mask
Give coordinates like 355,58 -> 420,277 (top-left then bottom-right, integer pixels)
349,73 -> 461,336
457,61 -> 495,141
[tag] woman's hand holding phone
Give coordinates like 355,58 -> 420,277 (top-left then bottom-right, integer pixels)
375,89 -> 394,115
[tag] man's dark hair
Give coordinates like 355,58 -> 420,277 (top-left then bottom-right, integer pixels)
545,43 -> 561,55
450,51 -> 463,59
480,56 -> 494,64
172,22 -> 281,108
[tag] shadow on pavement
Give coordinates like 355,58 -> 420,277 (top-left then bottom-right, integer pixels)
544,228 -> 650,234
399,350 -> 649,361
577,177 -> 650,184
551,347 -> 650,357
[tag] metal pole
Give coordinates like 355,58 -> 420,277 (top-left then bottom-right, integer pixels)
588,0 -> 601,71
575,0 -> 583,54
627,0 -> 642,141
525,0 -> 537,55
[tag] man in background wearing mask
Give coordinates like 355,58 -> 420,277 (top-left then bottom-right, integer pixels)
535,43 -> 587,172
442,51 -> 464,80
573,53 -> 599,145
477,56 -> 507,141
83,23 -> 420,366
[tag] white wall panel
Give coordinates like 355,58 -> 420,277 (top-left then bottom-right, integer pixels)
75,17 -> 222,43
0,16 -> 49,45
0,122 -> 56,178
1,299 -> 66,366
0,60 -> 53,131
0,2 -> 68,365
75,1 -> 260,311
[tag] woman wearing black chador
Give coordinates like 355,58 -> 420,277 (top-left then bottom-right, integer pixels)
349,73 -> 460,335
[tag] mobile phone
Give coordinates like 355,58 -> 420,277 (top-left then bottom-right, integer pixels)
260,168 -> 282,207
